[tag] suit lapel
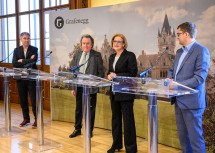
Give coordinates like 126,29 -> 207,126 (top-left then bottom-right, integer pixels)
109,54 -> 116,72
174,49 -> 183,76
25,45 -> 32,59
20,46 -> 25,59
77,52 -> 82,65
115,50 -> 127,72
177,43 -> 196,74
85,50 -> 94,71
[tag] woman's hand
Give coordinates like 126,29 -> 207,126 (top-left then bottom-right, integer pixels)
71,90 -> 76,96
107,72 -> 116,80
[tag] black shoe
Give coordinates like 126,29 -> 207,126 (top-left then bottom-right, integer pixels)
69,129 -> 81,138
107,147 -> 121,153
19,119 -> 30,127
32,120 -> 37,129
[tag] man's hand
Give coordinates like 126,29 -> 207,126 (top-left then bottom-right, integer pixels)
31,55 -> 35,59
164,78 -> 176,90
18,59 -> 23,63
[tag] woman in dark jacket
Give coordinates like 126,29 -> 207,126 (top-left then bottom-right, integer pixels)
107,33 -> 138,153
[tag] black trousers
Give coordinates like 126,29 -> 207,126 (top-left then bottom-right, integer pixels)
16,80 -> 37,120
74,87 -> 97,132
110,96 -> 137,153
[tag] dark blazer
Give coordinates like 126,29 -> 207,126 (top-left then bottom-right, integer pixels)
108,49 -> 138,101
168,42 -> 210,109
72,49 -> 104,78
12,45 -> 38,69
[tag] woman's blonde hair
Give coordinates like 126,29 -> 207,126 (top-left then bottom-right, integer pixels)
111,33 -> 128,49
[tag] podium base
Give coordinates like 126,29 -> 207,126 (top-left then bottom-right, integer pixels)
19,138 -> 62,152
0,126 -> 26,137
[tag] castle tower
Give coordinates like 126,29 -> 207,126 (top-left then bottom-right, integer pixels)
158,14 -> 176,55
100,34 -> 114,76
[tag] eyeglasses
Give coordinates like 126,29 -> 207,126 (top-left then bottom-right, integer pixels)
177,32 -> 184,37
113,40 -> 123,44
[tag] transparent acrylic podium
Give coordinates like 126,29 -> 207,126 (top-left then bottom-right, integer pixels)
12,68 -> 63,152
112,76 -> 198,153
57,71 -> 113,153
0,67 -> 26,137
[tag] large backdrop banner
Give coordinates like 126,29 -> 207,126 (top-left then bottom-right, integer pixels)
50,0 -> 215,150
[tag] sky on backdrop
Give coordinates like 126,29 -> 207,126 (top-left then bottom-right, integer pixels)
50,0 -> 215,72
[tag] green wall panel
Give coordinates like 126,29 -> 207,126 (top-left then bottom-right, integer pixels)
51,88 -> 180,148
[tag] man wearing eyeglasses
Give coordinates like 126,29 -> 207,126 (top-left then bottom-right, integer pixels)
168,22 -> 210,153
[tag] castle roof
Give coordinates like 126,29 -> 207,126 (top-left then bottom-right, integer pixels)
162,14 -> 171,35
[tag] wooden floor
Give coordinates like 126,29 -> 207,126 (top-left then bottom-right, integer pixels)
0,102 -> 180,153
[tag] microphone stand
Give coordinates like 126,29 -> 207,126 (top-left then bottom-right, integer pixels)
0,51 -> 14,63
70,56 -> 90,72
139,47 -> 169,78
23,51 -> 53,69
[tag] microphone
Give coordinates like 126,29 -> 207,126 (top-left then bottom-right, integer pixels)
70,53 -> 95,72
23,51 -> 53,68
0,51 -> 14,63
70,63 -> 86,72
139,47 -> 169,77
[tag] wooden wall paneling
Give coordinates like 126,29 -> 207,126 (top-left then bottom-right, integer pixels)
9,78 -> 19,104
0,0 -> 92,110
43,80 -> 50,111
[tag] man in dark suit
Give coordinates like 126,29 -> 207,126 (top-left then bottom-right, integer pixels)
12,32 -> 38,128
168,22 -> 210,153
69,34 -> 104,138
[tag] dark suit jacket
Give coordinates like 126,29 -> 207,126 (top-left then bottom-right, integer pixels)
12,45 -> 38,69
168,42 -> 210,109
71,49 -> 104,93
108,49 -> 138,101
72,49 -> 104,78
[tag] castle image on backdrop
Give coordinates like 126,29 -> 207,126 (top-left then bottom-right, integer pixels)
58,14 -> 176,80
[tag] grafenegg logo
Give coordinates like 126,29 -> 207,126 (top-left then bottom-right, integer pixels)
55,16 -> 64,29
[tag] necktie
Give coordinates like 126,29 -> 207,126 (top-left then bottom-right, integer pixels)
79,53 -> 87,73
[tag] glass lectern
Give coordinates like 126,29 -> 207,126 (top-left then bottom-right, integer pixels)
12,68 -> 62,152
112,76 -> 198,153
0,67 -> 26,137
57,71 -> 113,153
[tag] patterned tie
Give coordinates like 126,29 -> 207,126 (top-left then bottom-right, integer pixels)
79,52 -> 87,73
